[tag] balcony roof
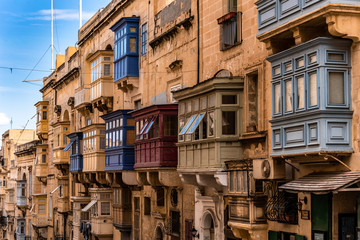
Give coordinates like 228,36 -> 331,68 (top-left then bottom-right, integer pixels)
130,104 -> 178,118
279,171 -> 360,194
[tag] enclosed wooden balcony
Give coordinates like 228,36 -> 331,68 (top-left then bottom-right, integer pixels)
81,188 -> 113,238
16,180 -> 27,207
68,132 -> 83,172
74,87 -> 91,112
82,124 -> 106,172
32,214 -> 48,228
35,101 -> 49,139
112,188 -> 131,232
101,110 -> 135,171
131,104 -> 178,169
173,77 -> 244,173
52,121 -> 71,165
57,176 -> 70,213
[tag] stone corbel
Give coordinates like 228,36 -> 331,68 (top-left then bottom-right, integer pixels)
122,171 -> 138,186
178,173 -> 197,186
158,171 -> 183,187
95,172 -> 107,185
327,13 -> 360,43
137,172 -> 149,186
147,171 -> 161,187
214,172 -> 227,187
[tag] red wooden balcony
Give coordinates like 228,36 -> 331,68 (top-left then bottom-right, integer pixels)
131,104 -> 178,169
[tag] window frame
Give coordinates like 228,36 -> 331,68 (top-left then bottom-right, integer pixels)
141,22 -> 147,55
326,69 -> 349,108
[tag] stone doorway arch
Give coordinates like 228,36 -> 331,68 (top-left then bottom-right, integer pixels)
202,211 -> 215,240
154,225 -> 164,240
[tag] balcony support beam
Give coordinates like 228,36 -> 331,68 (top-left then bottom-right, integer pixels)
327,13 -> 360,43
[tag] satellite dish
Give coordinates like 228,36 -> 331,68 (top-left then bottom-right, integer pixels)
261,160 -> 271,178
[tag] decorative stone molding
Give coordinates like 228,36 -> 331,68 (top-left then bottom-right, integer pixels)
327,13 -> 360,42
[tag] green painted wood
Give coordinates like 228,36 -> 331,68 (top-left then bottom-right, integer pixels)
311,194 -> 329,232
268,230 -> 279,240
295,234 -> 306,240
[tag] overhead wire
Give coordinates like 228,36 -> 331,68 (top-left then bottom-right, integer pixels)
23,45 -> 51,83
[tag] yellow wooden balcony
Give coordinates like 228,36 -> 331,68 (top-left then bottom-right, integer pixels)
52,121 -> 70,165
82,124 -> 105,172
53,148 -> 70,165
35,101 -> 49,138
34,164 -> 47,178
90,78 -> 113,102
32,214 -> 48,227
57,197 -> 70,213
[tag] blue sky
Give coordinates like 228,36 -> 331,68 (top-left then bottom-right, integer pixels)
0,0 -> 111,143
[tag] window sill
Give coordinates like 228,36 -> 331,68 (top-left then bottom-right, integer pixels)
221,41 -> 242,51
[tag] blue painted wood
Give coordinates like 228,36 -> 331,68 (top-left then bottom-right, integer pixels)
256,0 -> 359,35
267,38 -> 353,156
68,132 -> 83,172
111,17 -> 140,82
100,109 -> 135,171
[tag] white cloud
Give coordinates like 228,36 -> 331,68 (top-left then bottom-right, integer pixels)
28,9 -> 95,21
0,113 -> 10,126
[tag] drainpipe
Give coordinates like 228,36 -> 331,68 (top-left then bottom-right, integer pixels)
197,0 -> 200,84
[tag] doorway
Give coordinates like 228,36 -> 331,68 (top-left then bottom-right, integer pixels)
339,214 -> 356,240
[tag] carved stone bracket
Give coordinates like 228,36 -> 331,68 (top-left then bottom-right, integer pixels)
327,13 -> 360,43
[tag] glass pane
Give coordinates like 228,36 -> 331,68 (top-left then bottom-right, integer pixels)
222,95 -> 237,104
309,53 -> 317,64
180,115 -> 197,135
222,111 -> 236,135
285,80 -> 292,112
296,58 -> 304,68
274,83 -> 281,114
130,27 -> 137,32
274,66 -> 280,75
229,172 -> 235,192
209,94 -> 215,107
187,113 -> 205,134
139,121 -> 148,135
297,76 -> 305,109
285,63 -> 292,72
309,72 -> 318,107
236,171 -> 242,192
144,119 -> 155,134
130,37 -> 137,53
209,112 -> 214,137
329,72 -> 345,104
164,115 -> 178,136
328,53 -> 344,61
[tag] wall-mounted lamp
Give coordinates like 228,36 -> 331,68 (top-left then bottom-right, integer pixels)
191,227 -> 199,238
297,196 -> 308,211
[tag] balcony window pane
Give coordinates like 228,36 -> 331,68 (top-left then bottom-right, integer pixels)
164,115 -> 178,136
180,115 -> 197,135
222,95 -> 237,104
209,112 -> 214,137
222,111 -> 236,135
328,53 -> 344,61
229,171 -> 235,192
274,83 -> 281,114
101,202 -> 111,215
187,113 -> 205,134
285,80 -> 292,112
309,72 -> 318,107
329,72 -> 345,105
43,111 -> 47,120
297,76 -> 305,109
296,58 -> 304,68
130,37 -> 136,53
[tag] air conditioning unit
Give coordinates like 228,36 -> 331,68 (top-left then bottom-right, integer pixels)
253,159 -> 286,180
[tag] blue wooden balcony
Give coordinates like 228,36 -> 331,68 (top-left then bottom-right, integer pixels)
256,0 -> 359,36
100,109 -> 135,171
268,37 -> 353,158
68,132 -> 83,172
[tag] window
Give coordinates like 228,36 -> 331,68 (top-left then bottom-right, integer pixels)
273,82 -> 281,114
285,79 -> 293,112
141,23 -> 147,55
222,111 -> 236,135
247,73 -> 258,130
91,57 -> 102,82
164,115 -> 178,136
228,171 -> 252,194
218,0 -> 241,50
112,17 -> 140,82
101,202 -> 111,215
43,111 -> 47,120
144,197 -> 151,215
156,188 -> 164,207
328,71 -> 345,105
42,154 -> 46,163
308,71 -> 318,107
104,64 -> 111,76
38,199 -> 46,214
170,211 -> 180,235
296,75 -> 305,110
